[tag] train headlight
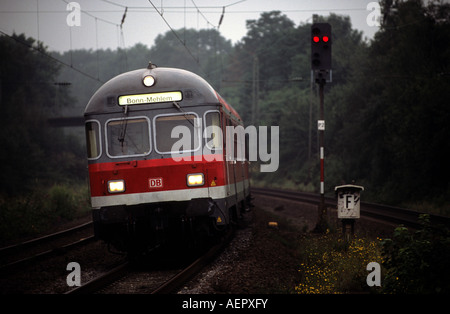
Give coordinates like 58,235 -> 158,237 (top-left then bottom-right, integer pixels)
187,173 -> 204,187
143,75 -> 155,87
108,179 -> 125,193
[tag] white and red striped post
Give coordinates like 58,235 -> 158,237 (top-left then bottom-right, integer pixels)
315,76 -> 327,232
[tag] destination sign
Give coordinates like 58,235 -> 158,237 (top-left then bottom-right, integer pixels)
118,91 -> 182,106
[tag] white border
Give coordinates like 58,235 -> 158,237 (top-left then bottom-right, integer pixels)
203,110 -> 223,151
104,116 -> 152,159
152,112 -> 202,155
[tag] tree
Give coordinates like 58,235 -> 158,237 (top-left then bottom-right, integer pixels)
334,0 -> 450,204
0,33 -> 84,195
149,28 -> 233,90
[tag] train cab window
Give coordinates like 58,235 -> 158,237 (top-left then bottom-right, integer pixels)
154,113 -> 201,154
85,120 -> 101,159
204,111 -> 222,150
106,117 -> 151,158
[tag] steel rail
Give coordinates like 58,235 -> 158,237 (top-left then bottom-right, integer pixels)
251,187 -> 450,229
0,236 -> 96,273
0,221 -> 93,256
151,228 -> 234,294
66,228 -> 234,294
65,261 -> 130,294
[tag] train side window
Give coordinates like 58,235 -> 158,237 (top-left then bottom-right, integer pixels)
85,120 -> 101,160
204,111 -> 223,150
106,117 -> 151,158
154,113 -> 201,154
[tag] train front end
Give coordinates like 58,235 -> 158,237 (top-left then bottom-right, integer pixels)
84,64 -> 247,255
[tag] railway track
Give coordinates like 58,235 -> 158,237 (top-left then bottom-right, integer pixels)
1,212 -> 234,294
2,187 -> 447,294
66,228 -> 235,294
0,219 -> 128,294
0,221 -> 95,273
251,187 -> 450,229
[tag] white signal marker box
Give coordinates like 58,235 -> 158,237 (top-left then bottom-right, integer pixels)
335,184 -> 364,219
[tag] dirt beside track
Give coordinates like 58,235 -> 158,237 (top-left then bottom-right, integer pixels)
178,193 -> 395,294
178,196 -> 313,294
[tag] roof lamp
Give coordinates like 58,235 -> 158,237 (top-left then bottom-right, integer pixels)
143,75 -> 155,87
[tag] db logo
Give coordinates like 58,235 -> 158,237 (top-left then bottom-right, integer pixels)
149,177 -> 163,189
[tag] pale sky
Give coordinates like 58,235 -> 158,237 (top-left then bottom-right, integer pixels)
0,0 -> 381,52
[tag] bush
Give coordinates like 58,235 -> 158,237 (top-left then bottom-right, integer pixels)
0,183 -> 90,244
295,233 -> 383,294
381,214 -> 450,294
48,185 -> 77,220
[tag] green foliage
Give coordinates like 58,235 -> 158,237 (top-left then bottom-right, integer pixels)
3,1 -> 448,243
0,34 -> 90,243
149,28 -> 232,90
295,234 -> 383,294
50,2 -> 450,210
0,34 -> 87,196
333,1 -> 450,204
0,183 -> 90,243
381,215 -> 450,293
229,2 -> 450,209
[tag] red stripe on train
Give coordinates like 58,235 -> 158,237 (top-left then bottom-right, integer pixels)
88,154 -> 238,197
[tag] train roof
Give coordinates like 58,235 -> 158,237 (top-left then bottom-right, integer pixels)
84,64 -> 241,121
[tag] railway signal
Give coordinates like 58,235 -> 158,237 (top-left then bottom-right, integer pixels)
311,23 -> 332,70
311,22 -> 332,232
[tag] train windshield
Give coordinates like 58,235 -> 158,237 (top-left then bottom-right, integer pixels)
106,117 -> 151,157
154,113 -> 201,154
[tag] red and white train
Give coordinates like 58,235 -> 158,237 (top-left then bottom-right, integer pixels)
84,63 -> 251,255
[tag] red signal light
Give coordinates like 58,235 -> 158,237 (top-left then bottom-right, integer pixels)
311,23 -> 332,70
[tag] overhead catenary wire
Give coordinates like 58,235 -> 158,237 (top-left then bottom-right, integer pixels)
191,0 -> 217,29
62,0 -> 130,77
95,18 -> 100,80
0,1 -> 249,87
147,0 -> 208,77
0,29 -> 105,84
146,0 -> 247,88
61,0 -> 129,73
60,0 -> 119,27
119,6 -> 129,71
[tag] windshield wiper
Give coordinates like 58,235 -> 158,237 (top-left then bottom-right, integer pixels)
118,105 -> 129,152
172,101 -> 195,127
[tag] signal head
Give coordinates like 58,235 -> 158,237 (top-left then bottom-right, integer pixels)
311,23 -> 332,70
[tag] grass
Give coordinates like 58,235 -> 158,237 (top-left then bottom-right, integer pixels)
295,232 -> 384,294
0,182 -> 91,245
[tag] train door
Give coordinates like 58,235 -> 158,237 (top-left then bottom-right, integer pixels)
235,122 -> 246,208
203,110 -> 222,196
224,116 -> 234,203
229,119 -> 241,211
